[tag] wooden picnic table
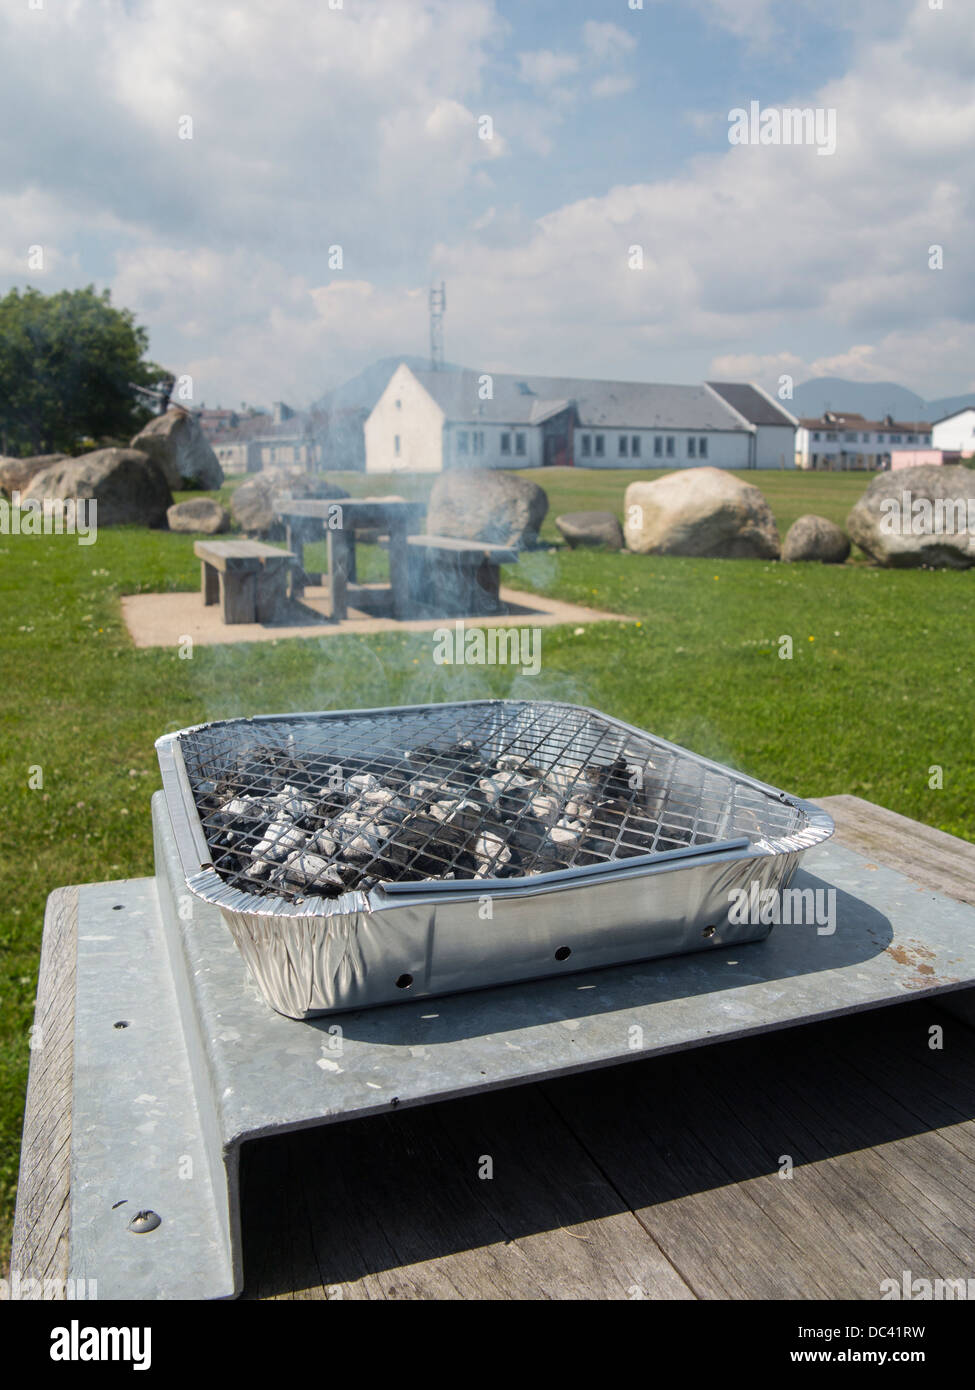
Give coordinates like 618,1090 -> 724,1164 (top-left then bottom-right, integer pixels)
274,496 -> 426,621
12,795 -> 975,1299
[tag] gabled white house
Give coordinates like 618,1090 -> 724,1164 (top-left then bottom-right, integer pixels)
364,364 -> 797,473
932,407 -> 975,456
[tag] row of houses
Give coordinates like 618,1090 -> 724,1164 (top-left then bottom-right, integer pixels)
364,365 -> 798,473
207,401 -> 367,474
794,411 -> 933,470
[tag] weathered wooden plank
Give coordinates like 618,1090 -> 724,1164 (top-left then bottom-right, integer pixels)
818,794 -> 975,906
10,886 -> 78,1290
541,1003 -> 975,1299
240,1081 -> 694,1301
194,539 -> 294,566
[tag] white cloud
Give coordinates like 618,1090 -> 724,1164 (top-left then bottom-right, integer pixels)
516,50 -> 579,87
591,75 -> 635,100
582,21 -> 637,63
3,0 -> 974,405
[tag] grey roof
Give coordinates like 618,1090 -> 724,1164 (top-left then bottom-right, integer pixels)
408,368 -> 752,432
706,382 -> 796,428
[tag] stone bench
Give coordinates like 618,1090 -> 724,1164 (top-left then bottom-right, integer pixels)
406,535 -> 519,616
195,539 -> 295,624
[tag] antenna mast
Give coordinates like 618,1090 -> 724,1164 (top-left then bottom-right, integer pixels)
429,282 -> 446,371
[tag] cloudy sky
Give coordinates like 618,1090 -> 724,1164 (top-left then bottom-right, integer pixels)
2,0 -> 973,408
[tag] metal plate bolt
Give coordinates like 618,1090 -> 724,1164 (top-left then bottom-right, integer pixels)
128,1210 -> 162,1234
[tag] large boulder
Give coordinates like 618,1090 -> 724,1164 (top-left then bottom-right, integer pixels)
427,468 -> 548,548
846,465 -> 975,568
555,510 -> 624,550
231,470 -> 349,536
131,408 -> 224,490
22,448 -> 173,527
782,514 -> 850,564
0,454 -> 70,499
624,468 -> 780,559
167,497 -> 229,534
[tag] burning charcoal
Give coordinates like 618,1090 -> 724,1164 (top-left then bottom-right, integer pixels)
508,817 -> 548,854
475,831 -> 512,870
344,826 -> 391,861
307,829 -> 339,858
268,786 -> 317,822
246,857 -> 276,881
407,776 -> 444,803
281,852 -> 347,892
478,770 -> 537,807
211,795 -> 274,828
347,772 -> 381,795
252,821 -> 307,864
528,792 -> 561,825
550,822 -> 585,848
495,753 -> 528,772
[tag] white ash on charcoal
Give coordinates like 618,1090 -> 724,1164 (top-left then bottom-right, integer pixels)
194,739 -> 666,901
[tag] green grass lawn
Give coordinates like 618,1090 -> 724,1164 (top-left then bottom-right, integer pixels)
1,466 -> 972,1267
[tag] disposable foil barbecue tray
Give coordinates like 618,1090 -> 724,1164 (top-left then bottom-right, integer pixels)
155,699 -> 833,1018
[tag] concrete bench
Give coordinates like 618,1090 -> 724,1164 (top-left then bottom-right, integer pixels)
195,539 -> 295,624
407,534 -> 519,616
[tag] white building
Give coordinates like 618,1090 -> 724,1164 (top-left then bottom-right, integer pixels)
795,412 -> 932,470
931,407 -> 975,456
364,364 -> 797,474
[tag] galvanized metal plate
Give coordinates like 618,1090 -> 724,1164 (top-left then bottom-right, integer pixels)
63,793 -> 975,1298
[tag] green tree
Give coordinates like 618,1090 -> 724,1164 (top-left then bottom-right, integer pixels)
0,285 -> 170,456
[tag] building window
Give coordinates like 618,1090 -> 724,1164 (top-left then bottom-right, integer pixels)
907,434 -> 916,444
619,435 -> 629,457
653,436 -> 662,458
500,432 -> 511,455
862,433 -> 870,442
665,437 -> 675,457
826,432 -> 837,441
580,434 -> 591,458
393,435 -> 401,457
395,399 -> 402,410
594,435 -> 605,457
813,431 -> 821,440
890,434 -> 902,443
631,435 -> 640,458
688,437 -> 697,458
515,432 -> 526,456
458,431 -> 469,455
472,431 -> 485,455
699,437 -> 708,458
845,432 -> 857,442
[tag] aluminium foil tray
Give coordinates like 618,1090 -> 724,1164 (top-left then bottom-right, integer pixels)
155,699 -> 834,1018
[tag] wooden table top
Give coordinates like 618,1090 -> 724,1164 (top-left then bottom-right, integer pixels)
274,496 -> 426,525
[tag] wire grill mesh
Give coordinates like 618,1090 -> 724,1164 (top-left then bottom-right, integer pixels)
173,702 -> 806,902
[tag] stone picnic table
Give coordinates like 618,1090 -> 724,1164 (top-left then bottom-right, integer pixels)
274,495 -> 426,621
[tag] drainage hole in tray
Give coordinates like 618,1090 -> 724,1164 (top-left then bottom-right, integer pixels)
113,1021 -> 130,1030
554,946 -> 572,961
395,974 -> 414,990
702,925 -> 717,938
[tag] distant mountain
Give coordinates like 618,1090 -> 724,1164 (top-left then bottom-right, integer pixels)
792,377 -> 975,424
313,355 -> 464,414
